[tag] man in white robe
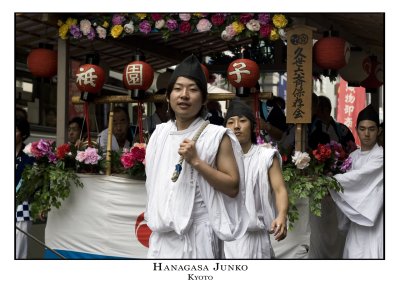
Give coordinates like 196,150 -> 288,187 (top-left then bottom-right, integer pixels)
145,55 -> 249,258
330,104 -> 383,258
98,106 -> 132,151
224,100 -> 289,258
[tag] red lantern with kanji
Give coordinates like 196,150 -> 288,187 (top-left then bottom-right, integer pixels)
123,61 -> 154,91
313,36 -> 350,71
75,64 -> 105,93
360,55 -> 383,89
201,64 -> 209,82
27,48 -> 57,78
227,59 -> 260,88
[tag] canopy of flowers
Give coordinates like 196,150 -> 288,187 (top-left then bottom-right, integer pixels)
281,140 -> 355,229
16,139 -> 146,219
58,13 -> 289,42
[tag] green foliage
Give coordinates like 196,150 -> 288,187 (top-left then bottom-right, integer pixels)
16,164 -> 83,220
283,165 -> 343,230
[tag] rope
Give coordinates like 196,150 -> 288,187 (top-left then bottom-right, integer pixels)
254,92 -> 261,139
15,225 -> 66,259
84,102 -> 91,146
137,101 -> 144,144
171,120 -> 210,182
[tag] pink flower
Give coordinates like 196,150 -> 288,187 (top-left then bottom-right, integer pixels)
340,156 -> 352,172
258,13 -> 270,25
120,152 -> 135,169
120,143 -> 146,170
37,139 -> 53,154
76,147 -> 101,165
23,143 -> 34,157
256,135 -> 265,145
112,14 -> 125,26
221,25 -> 236,41
132,142 -> 146,149
166,19 -> 178,31
196,19 -> 212,32
139,20 -> 152,34
130,146 -> 146,163
179,13 -> 191,21
87,27 -> 96,40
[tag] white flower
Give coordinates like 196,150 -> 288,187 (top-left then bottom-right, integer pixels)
155,19 -> 165,29
124,21 -> 134,34
196,19 -> 212,32
221,30 -> 232,41
246,19 -> 261,32
292,151 -> 311,170
278,28 -> 287,41
80,19 -> 92,36
96,26 -> 107,39
23,143 -> 33,156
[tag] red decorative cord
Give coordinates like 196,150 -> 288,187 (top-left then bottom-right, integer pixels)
137,101 -> 144,144
84,102 -> 91,146
254,92 -> 261,139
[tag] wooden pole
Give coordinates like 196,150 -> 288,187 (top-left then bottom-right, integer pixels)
105,103 -> 114,176
71,92 -> 273,105
295,123 -> 307,152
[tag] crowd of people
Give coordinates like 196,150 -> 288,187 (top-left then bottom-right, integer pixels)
146,55 -> 383,259
15,55 -> 383,260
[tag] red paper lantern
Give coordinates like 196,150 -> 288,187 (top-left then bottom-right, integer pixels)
123,61 -> 154,90
75,64 -> 105,93
135,212 -> 152,248
227,59 -> 260,88
360,55 -> 383,89
314,37 -> 350,70
201,64 -> 209,82
27,48 -> 57,78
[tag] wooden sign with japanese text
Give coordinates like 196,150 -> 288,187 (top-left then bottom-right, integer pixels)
286,26 -> 313,123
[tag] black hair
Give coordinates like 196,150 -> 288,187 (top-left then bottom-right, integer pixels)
224,100 -> 257,144
16,107 -> 28,120
317,95 -> 332,114
166,75 -> 207,120
356,104 -> 379,127
69,117 -> 86,130
16,117 -> 30,141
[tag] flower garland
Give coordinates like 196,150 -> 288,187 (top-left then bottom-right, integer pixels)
58,13 -> 289,42
16,139 -> 146,219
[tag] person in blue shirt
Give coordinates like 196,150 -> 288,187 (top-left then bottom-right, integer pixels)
16,117 -> 35,259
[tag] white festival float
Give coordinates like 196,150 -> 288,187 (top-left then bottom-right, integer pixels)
44,174 -> 149,259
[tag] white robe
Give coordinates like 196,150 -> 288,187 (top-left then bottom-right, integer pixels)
331,143 -> 383,258
145,118 -> 249,258
224,145 -> 279,258
97,128 -> 130,151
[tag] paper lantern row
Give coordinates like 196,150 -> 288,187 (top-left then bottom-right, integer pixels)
27,48 -> 261,96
